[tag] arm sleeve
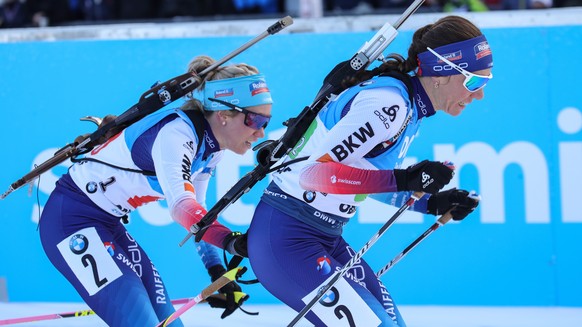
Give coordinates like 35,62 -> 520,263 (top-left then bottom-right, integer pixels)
195,240 -> 223,269
151,119 -> 231,248
299,88 -> 409,194
299,161 -> 399,194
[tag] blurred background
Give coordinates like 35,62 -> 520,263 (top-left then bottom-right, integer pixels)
0,1 -> 581,326
1,0 -> 578,29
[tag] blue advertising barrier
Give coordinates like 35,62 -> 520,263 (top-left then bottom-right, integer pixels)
0,18 -> 580,307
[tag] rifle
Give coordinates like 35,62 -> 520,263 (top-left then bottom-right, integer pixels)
0,16 -> 293,200
182,0 -> 427,245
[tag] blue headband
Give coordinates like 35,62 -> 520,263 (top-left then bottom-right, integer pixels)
417,35 -> 493,77
200,73 -> 273,111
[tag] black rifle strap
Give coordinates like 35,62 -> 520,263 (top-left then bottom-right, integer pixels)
71,110 -> 208,176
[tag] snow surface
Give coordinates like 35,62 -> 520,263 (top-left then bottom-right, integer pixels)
0,303 -> 581,326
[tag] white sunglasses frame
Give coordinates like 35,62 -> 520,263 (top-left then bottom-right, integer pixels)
426,47 -> 493,92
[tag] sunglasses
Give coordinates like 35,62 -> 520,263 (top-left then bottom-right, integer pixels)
207,97 -> 271,130
426,47 -> 493,92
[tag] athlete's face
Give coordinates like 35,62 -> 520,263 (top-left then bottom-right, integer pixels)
432,68 -> 492,116
223,104 -> 272,155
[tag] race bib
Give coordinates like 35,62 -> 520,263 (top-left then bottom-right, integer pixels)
302,276 -> 382,327
57,227 -> 122,296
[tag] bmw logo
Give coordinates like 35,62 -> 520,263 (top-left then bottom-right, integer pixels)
69,234 -> 89,255
319,287 -> 339,307
86,182 -> 98,194
303,191 -> 316,203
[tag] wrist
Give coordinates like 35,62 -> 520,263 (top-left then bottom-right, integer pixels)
393,169 -> 407,191
426,194 -> 437,215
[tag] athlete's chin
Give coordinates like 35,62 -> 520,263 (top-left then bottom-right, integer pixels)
232,145 -> 249,155
446,106 -> 464,116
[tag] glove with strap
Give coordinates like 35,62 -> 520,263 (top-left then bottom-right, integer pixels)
427,188 -> 480,221
394,159 -> 455,194
206,264 -> 250,319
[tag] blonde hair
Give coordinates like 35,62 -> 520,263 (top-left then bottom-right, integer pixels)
181,55 -> 260,116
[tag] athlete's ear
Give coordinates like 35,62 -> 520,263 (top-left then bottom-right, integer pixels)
216,110 -> 230,123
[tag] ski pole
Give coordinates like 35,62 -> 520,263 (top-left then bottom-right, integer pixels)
376,211 -> 453,278
0,297 -> 212,326
376,191 -> 480,278
0,268 -> 241,326
156,267 -> 245,327
287,192 -> 424,327
0,16 -> 293,201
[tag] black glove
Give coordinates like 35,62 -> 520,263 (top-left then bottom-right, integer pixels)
394,160 -> 454,194
427,188 -> 480,221
222,231 -> 248,258
207,265 -> 249,319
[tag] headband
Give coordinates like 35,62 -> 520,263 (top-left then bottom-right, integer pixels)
417,35 -> 493,77
199,73 -> 273,110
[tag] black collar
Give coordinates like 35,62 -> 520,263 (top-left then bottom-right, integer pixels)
411,76 -> 436,119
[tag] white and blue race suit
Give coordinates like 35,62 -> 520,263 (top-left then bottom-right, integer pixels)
248,75 -> 437,327
39,108 -> 229,327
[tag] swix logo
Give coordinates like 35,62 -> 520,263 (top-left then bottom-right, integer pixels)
249,81 -> 269,96
181,154 -> 192,182
214,88 -> 233,98
330,122 -> 375,161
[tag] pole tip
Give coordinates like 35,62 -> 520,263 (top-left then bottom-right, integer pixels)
281,16 -> 294,27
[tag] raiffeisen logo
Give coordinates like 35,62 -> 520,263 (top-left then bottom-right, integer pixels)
475,41 -> 492,59
249,81 -> 269,96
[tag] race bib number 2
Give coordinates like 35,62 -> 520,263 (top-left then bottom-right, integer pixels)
302,277 -> 382,327
57,227 -> 122,296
